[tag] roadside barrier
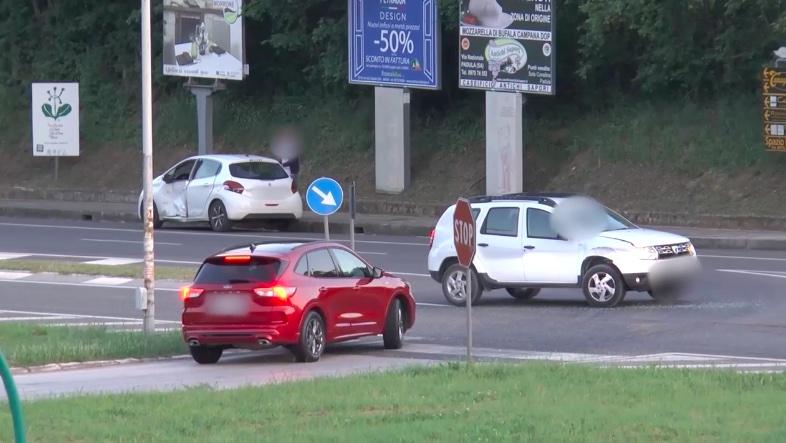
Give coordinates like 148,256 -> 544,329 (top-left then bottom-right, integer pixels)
0,351 -> 26,443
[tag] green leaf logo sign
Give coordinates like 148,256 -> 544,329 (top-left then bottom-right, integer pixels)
42,87 -> 72,121
223,7 -> 241,25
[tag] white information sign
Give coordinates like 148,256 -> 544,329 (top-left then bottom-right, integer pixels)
31,82 -> 80,157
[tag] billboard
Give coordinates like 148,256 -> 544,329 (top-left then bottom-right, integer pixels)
458,0 -> 555,95
763,67 -> 786,152
163,0 -> 245,81
31,83 -> 80,157
348,0 -> 440,90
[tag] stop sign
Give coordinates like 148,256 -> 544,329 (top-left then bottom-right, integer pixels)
453,198 -> 476,267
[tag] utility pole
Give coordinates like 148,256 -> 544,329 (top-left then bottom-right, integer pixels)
141,0 -> 155,334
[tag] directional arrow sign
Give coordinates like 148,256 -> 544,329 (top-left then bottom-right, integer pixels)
306,177 -> 344,216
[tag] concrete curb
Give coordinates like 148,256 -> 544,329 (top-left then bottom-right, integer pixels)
10,354 -> 192,375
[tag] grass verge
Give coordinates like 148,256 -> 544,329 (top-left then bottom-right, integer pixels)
5,363 -> 786,441
0,323 -> 185,368
0,259 -> 197,280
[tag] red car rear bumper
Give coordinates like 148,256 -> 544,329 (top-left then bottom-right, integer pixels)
182,322 -> 300,348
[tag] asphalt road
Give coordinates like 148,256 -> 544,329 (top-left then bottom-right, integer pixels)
2,216 -> 786,360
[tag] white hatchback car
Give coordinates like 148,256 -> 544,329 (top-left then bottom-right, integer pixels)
138,154 -> 303,231
427,194 -> 700,308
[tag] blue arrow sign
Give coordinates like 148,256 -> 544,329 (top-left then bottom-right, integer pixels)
306,177 -> 344,216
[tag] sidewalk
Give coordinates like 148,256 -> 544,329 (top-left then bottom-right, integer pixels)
3,198 -> 786,250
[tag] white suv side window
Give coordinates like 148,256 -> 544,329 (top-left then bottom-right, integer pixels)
527,208 -> 560,240
481,207 -> 520,237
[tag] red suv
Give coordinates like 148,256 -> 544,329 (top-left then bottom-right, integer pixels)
181,241 -> 416,363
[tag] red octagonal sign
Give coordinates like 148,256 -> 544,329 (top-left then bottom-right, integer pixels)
453,198 -> 476,267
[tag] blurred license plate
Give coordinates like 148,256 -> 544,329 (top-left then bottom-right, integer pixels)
207,294 -> 249,316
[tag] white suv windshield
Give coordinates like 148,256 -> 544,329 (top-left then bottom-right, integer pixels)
604,208 -> 636,231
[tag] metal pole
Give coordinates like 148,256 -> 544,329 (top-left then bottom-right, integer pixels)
323,216 -> 330,241
141,0 -> 156,334
466,265 -> 473,366
0,352 -> 26,443
53,157 -> 59,181
349,181 -> 356,251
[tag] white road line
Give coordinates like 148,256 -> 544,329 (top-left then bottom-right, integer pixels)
82,238 -> 182,246
416,302 -> 451,307
83,258 -> 143,266
83,277 -> 133,286
717,269 -> 786,279
0,316 -> 78,322
358,251 -> 387,256
0,309 -> 180,323
0,253 -> 30,260
0,252 -> 201,265
701,254 -> 786,262
0,279 -> 180,292
0,222 -> 429,246
393,272 -> 431,277
0,271 -> 32,280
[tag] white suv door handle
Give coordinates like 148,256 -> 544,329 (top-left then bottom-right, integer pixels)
478,243 -> 489,247
524,245 -> 535,250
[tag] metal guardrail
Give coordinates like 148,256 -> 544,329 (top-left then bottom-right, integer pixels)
0,352 -> 26,443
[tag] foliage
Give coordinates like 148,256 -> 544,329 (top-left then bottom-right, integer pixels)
574,0 -> 786,98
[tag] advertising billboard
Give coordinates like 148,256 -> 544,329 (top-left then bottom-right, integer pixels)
348,0 -> 440,90
163,0 -> 245,81
31,82 -> 80,157
458,0 -> 555,95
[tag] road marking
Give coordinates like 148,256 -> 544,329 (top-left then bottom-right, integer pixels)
82,238 -> 182,246
83,258 -> 143,266
393,272 -> 431,277
358,251 -> 387,256
0,253 -> 30,260
701,254 -> 786,262
0,271 -> 32,280
0,252 -> 201,265
0,279 -> 180,292
416,302 -> 451,307
84,277 -> 133,285
0,309 -> 180,323
0,222 -> 429,246
717,269 -> 786,279
0,316 -> 79,322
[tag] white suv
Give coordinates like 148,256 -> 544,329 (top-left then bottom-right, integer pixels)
427,194 -> 700,308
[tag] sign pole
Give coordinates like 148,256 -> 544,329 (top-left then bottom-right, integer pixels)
466,264 -> 473,366
323,215 -> 330,240
53,157 -> 59,181
452,198 -> 476,367
141,0 -> 156,334
349,181 -> 356,251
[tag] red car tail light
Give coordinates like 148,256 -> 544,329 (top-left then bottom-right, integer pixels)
223,255 -> 252,264
180,286 -> 204,300
428,229 -> 435,248
254,286 -> 296,300
223,180 -> 245,194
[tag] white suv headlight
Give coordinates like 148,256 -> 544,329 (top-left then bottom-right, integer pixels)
635,246 -> 659,260
687,243 -> 696,256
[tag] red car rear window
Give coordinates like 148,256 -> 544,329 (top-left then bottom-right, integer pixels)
195,257 -> 281,284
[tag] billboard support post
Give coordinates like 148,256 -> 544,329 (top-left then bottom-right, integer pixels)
485,91 -> 524,195
186,80 -> 225,156
374,87 -> 411,194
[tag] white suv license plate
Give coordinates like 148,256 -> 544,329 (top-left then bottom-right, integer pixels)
206,294 -> 249,316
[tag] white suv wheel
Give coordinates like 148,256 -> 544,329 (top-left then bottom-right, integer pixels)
441,264 -> 482,306
581,264 -> 626,308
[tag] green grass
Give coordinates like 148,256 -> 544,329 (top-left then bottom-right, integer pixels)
0,323 -> 185,367
4,363 -> 786,441
0,260 -> 197,280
